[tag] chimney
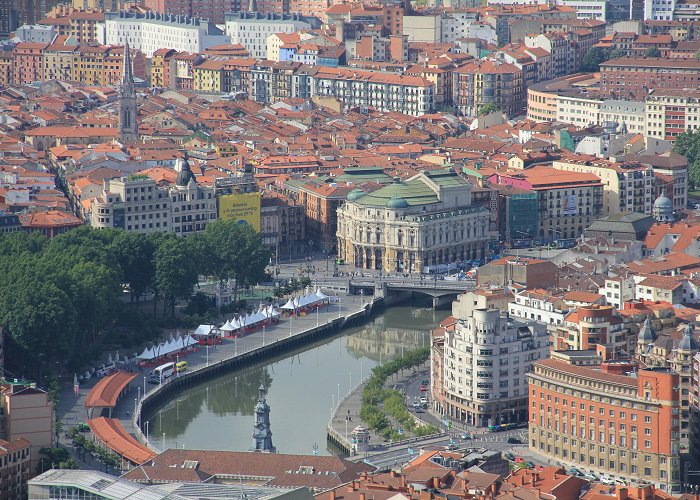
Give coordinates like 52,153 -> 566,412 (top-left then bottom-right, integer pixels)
401,475 -> 407,488
616,487 -> 628,500
360,493 -> 366,500
330,491 -> 336,500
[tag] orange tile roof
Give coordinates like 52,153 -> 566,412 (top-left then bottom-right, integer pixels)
627,253 -> 700,274
18,209 -> 82,228
87,417 -> 156,465
85,371 -> 137,409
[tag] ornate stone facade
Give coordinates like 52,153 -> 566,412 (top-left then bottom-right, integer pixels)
336,170 -> 491,273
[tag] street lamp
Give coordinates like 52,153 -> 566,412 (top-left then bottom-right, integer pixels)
262,325 -> 266,347
289,314 -> 293,338
206,344 -> 209,367
338,297 -> 342,319
349,372 -> 352,395
337,383 -> 340,408
316,306 -> 319,327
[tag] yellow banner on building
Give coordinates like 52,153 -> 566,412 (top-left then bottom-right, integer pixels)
218,192 -> 261,231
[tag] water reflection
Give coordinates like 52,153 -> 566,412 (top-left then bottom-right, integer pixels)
148,299 -> 447,455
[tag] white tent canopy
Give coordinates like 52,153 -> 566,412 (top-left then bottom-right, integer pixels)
137,347 -> 154,360
193,324 -> 216,337
280,298 -> 296,310
220,320 -> 236,332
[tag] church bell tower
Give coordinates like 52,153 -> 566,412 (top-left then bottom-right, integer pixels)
118,41 -> 138,143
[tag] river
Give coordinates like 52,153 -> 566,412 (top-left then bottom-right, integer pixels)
147,299 -> 450,455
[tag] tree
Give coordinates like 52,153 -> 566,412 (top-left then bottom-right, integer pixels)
478,103 -> 498,116
673,129 -> 700,190
609,48 -> 626,59
113,232 -> 156,307
581,46 -> 610,72
645,47 -> 661,57
154,235 -> 198,316
201,220 -> 270,303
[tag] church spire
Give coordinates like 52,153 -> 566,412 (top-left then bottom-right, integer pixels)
122,40 -> 134,90
118,41 -> 138,143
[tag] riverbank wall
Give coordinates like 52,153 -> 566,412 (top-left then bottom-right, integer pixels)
134,293 -> 412,453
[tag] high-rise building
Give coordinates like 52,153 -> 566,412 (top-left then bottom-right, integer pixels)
0,0 -> 46,37
529,353 -> 681,493
442,308 -> 549,427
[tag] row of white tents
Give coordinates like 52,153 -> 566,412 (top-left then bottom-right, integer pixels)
136,333 -> 199,361
280,289 -> 330,311
220,305 -> 281,334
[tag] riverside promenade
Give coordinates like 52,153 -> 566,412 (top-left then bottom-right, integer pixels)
326,358 -> 444,460
57,293 -> 377,468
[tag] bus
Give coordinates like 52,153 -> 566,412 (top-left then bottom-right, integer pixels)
176,361 -> 188,373
149,362 -> 175,383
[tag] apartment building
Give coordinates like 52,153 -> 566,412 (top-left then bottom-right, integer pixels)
554,304 -> 630,353
144,0 -> 243,24
453,58 -> 523,118
0,382 -> 53,473
311,66 -> 434,116
508,289 -> 569,326
442,308 -> 549,427
91,176 -> 171,233
600,57 -> 700,99
553,158 -> 655,216
645,88 -> 700,141
0,437 -> 31,500
12,42 -> 46,85
38,9 -> 104,44
90,169 -> 217,235
105,11 -> 230,57
529,354 -> 681,493
489,167 -> 604,242
224,12 -> 314,59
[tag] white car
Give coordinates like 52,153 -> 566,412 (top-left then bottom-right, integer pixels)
599,475 -> 615,486
419,397 -> 428,405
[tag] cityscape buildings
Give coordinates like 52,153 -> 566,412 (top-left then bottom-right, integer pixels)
2,0 -> 700,497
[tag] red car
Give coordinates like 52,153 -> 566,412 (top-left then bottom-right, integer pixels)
419,385 -> 428,391
514,457 -> 524,463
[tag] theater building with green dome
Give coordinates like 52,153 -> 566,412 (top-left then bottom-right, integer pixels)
336,169 -> 491,273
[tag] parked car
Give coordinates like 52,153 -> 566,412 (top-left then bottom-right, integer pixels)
514,457 -> 524,463
525,461 -> 535,469
568,468 -> 583,476
419,397 -> 428,405
419,385 -> 428,391
583,473 -> 599,482
600,475 -> 615,486
504,452 -> 515,461
412,401 -> 420,409
421,378 -> 430,385
507,437 -> 522,444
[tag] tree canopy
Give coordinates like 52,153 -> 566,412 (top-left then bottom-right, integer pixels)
581,47 -> 610,72
673,129 -> 700,190
0,221 -> 270,377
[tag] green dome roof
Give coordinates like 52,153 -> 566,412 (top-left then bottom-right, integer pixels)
347,188 -> 366,202
386,196 -> 409,209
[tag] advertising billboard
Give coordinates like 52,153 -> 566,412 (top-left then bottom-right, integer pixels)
562,194 -> 578,216
218,192 -> 261,231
